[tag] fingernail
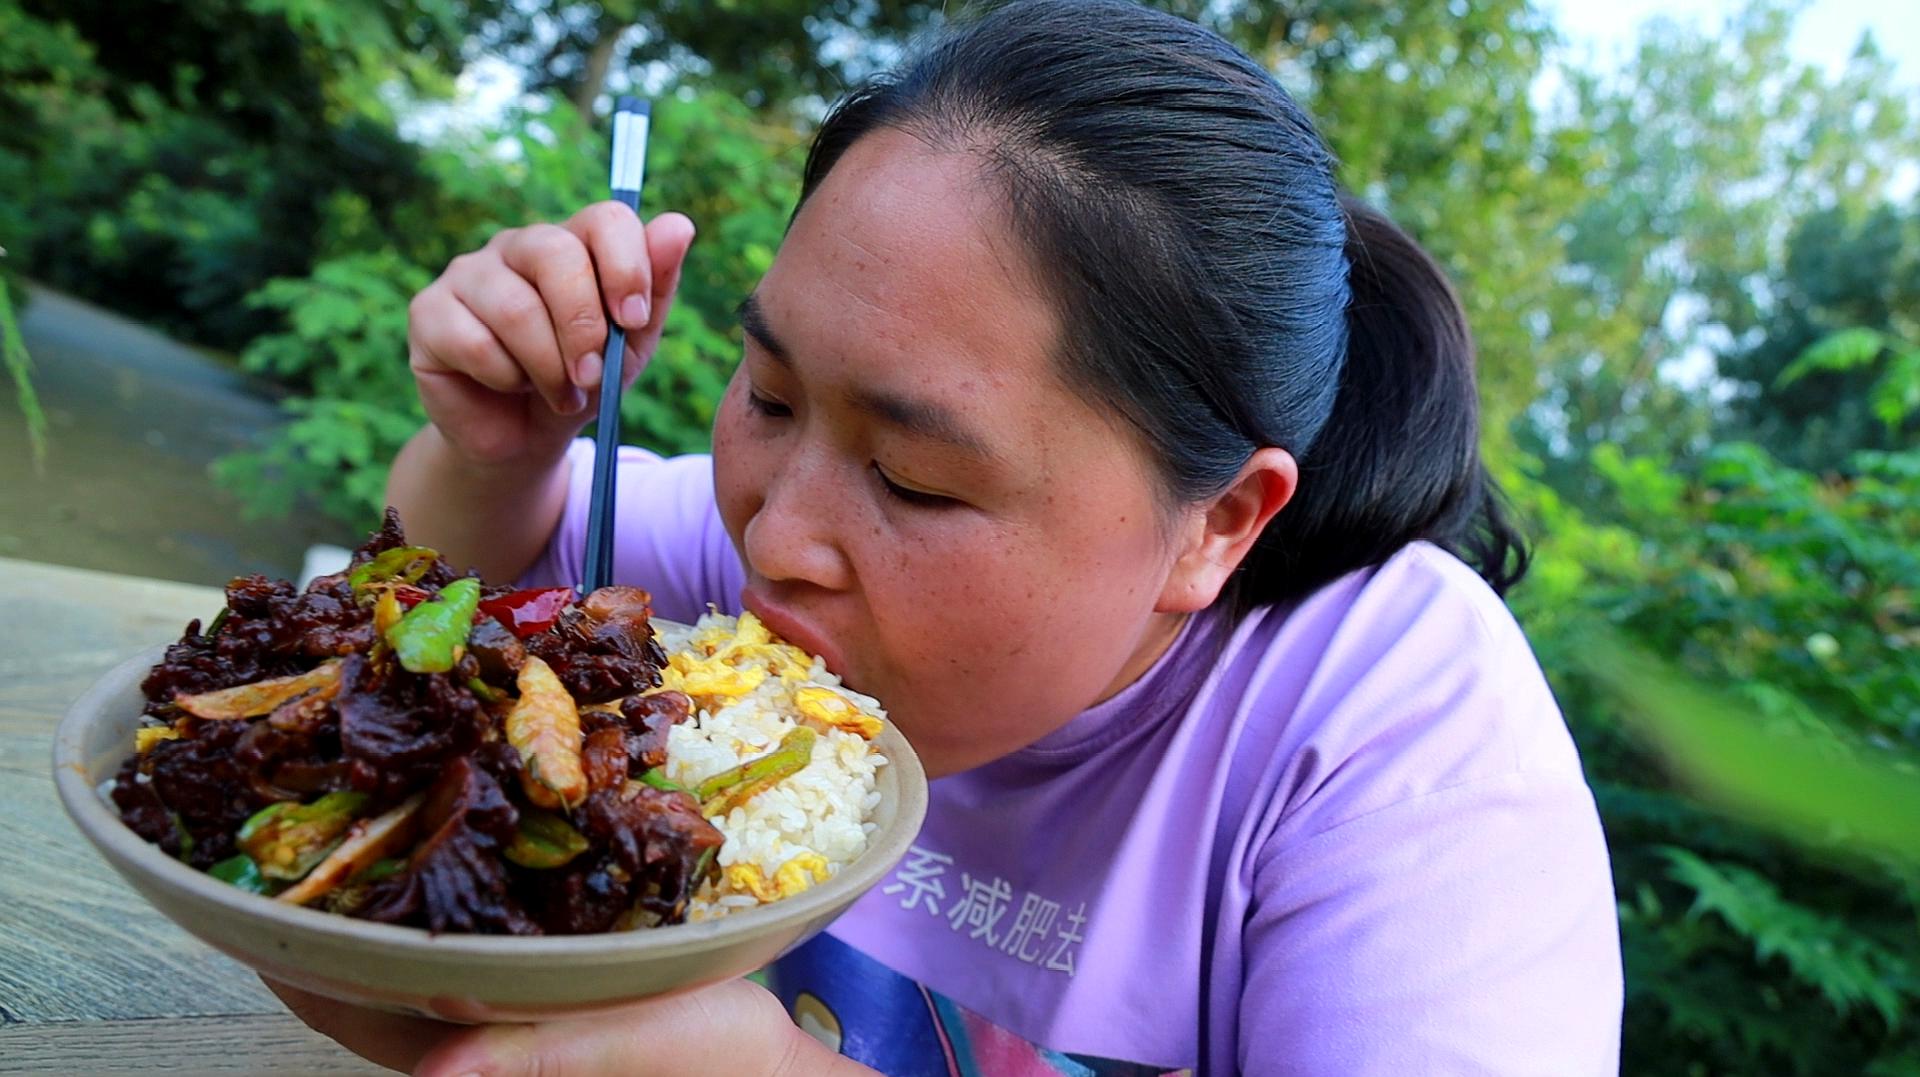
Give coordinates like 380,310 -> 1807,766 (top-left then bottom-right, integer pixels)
575,351 -> 603,389
561,386 -> 587,414
619,293 -> 651,329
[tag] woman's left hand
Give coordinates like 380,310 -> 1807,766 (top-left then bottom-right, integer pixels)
266,975 -> 869,1076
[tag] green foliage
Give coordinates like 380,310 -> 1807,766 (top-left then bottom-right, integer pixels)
0,275 -> 47,467
213,252 -> 430,521
1663,848 -> 1910,1026
1780,326 -> 1920,437
621,93 -> 801,452
1782,327 -> 1900,384
474,0 -> 939,112
1517,422 -> 1920,1071
209,89 -> 794,526
1,0 -> 464,348
1520,3 -> 1920,488
1726,202 -> 1920,467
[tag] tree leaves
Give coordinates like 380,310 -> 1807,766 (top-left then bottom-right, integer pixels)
1779,328 -> 1893,386
0,276 -> 47,468
1660,847 -> 1909,1027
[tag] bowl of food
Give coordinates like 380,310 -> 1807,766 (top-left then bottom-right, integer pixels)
52,512 -> 926,1022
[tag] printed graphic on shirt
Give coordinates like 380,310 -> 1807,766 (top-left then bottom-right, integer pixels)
880,844 -> 1087,975
766,933 -> 1186,1077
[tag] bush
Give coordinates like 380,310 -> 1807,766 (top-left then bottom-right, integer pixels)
1512,433 -> 1920,1074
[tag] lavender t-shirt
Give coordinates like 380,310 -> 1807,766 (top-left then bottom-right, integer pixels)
524,442 -> 1623,1075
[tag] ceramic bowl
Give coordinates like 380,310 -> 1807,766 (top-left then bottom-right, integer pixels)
53,640 -> 926,1022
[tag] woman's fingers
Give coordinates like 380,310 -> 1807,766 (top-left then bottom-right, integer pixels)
407,282 -> 550,464
413,978 -> 794,1077
628,213 -> 697,365
569,211 -> 695,394
402,206 -> 696,466
264,978 -> 456,1075
496,223 -> 609,389
567,200 -> 656,336
445,259 -> 585,415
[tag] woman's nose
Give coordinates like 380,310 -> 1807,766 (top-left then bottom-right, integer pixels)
741,449 -> 854,592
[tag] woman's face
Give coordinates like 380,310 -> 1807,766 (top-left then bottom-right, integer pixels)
711,129 -> 1194,777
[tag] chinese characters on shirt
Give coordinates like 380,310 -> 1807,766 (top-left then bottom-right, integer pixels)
880,844 -> 1087,976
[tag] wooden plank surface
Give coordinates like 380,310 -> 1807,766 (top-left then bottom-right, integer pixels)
0,1015 -> 386,1075
0,557 -> 390,1073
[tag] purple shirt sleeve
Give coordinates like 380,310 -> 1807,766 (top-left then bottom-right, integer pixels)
1240,771 -> 1619,1073
517,440 -> 744,624
1231,546 -> 1621,1073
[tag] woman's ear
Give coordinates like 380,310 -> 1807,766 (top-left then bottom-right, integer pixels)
1156,448 -> 1297,613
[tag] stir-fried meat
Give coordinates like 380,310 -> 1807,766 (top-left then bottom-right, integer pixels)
528,587 -> 668,704
111,510 -> 729,935
140,719 -> 269,867
579,784 -> 721,922
620,690 -> 692,771
523,852 -> 637,935
359,758 -> 536,934
336,654 -> 486,801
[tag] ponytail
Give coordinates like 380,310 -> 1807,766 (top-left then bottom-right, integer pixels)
1237,197 -> 1529,610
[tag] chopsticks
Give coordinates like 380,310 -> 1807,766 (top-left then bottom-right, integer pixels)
581,96 -> 652,595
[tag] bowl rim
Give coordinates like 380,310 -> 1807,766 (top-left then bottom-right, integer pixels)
52,636 -> 927,965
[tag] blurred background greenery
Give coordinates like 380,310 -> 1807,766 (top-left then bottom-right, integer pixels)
2,0 -> 1917,1071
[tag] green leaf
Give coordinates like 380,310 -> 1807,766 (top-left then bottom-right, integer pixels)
1778,328 -> 1890,388
0,279 -> 47,469
1661,847 -> 1909,1026
1575,631 -> 1920,870
1868,349 -> 1920,430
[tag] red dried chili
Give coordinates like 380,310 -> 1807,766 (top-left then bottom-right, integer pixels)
479,587 -> 576,638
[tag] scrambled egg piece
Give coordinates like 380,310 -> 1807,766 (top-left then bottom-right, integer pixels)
665,611 -> 820,709
135,726 -> 181,754
794,686 -> 882,740
661,653 -> 768,711
725,853 -> 832,902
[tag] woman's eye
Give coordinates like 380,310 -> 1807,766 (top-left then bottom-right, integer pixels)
873,464 -> 960,509
745,390 -> 792,418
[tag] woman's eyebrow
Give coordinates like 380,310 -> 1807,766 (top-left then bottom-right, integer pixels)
736,293 -> 789,365
849,386 -> 996,460
737,293 -> 997,461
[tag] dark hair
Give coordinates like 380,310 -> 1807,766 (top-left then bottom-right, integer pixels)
797,0 -> 1527,611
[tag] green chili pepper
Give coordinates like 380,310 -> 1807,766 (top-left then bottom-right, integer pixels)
467,676 -> 504,703
384,578 -> 480,674
637,768 -> 686,794
503,810 -> 591,869
238,792 -> 370,881
352,857 -> 409,884
696,727 -> 816,816
171,813 -> 195,862
348,545 -> 440,598
209,853 -> 273,894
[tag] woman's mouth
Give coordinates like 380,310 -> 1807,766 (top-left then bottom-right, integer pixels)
738,586 -> 853,684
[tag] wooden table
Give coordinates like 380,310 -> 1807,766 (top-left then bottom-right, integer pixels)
0,557 -> 385,1074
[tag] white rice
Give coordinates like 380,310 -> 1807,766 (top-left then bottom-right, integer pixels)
654,613 -> 888,920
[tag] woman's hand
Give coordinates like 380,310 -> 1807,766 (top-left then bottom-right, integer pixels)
267,975 -> 873,1076
406,204 -> 697,470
